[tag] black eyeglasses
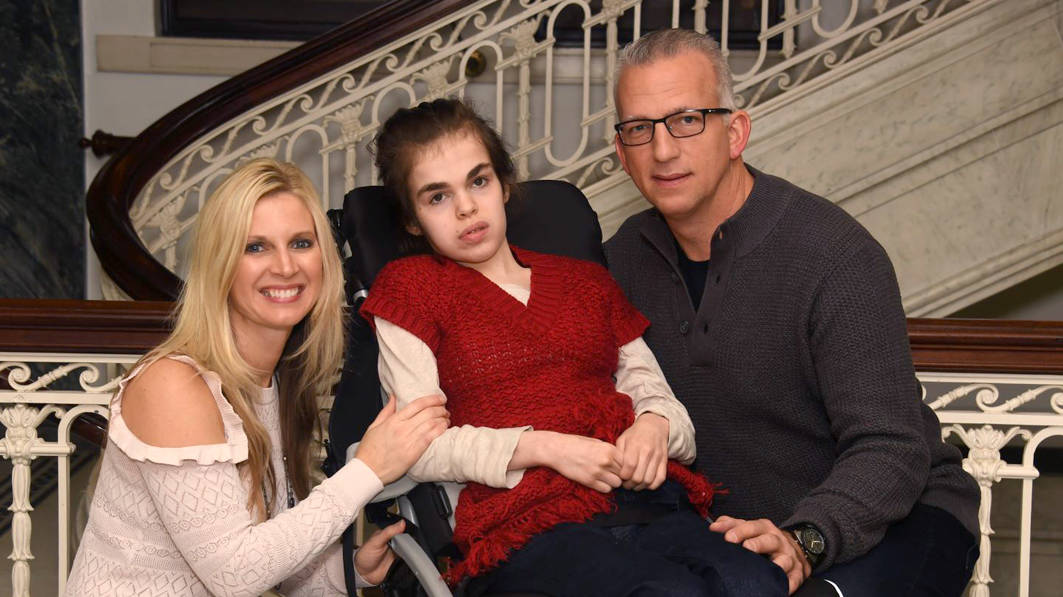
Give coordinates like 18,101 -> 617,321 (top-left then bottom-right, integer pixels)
614,108 -> 733,146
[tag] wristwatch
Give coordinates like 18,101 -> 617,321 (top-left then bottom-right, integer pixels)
788,524 -> 826,568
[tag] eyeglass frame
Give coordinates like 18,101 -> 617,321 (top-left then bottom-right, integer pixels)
613,108 -> 733,146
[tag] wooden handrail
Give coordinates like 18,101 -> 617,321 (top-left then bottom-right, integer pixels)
0,299 -> 173,447
2,300 -> 1060,372
908,318 -> 1063,374
1,301 -> 1059,448
0,299 -> 173,353
86,0 -> 471,301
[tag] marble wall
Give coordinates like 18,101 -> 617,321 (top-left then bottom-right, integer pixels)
0,0 -> 84,298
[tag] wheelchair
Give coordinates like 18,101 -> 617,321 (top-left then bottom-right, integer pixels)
322,180 -> 841,597
324,179 -> 607,597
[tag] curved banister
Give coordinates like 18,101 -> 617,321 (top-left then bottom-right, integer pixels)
87,1 -> 996,302
1,301 -> 1059,372
87,0 -> 469,301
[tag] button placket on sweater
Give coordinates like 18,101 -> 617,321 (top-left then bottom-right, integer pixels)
690,226 -> 733,366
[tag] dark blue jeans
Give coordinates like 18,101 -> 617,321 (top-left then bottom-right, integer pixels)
798,503 -> 978,597
468,508 -> 788,597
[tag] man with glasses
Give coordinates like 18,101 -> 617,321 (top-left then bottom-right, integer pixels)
604,28 -> 979,596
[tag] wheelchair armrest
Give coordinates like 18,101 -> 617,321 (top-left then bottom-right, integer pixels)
346,441 -> 420,502
389,533 -> 454,597
344,441 -> 455,596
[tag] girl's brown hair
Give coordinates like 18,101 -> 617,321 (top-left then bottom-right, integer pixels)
373,98 -> 517,254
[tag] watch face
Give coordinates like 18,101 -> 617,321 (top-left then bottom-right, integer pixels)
798,527 -> 825,555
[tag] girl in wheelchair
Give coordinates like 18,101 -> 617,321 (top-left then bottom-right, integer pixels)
360,98 -> 787,596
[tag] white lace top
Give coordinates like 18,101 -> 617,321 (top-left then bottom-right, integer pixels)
67,355 -> 382,596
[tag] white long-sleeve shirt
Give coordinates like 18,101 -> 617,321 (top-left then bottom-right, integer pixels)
67,355 -> 380,596
374,281 -> 696,488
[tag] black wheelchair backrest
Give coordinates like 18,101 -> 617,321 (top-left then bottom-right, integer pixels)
327,179 -> 606,594
327,179 -> 606,472
340,179 -> 606,291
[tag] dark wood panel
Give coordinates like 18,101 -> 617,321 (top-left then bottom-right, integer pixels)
2,299 -> 1061,374
0,299 -> 173,353
908,318 -> 1063,374
160,0 -> 397,41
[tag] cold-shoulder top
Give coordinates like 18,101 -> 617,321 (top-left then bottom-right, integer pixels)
66,354 -> 382,597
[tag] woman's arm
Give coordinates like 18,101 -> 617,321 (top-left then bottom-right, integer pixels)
280,519 -> 405,595
123,359 -> 444,596
136,455 -> 379,596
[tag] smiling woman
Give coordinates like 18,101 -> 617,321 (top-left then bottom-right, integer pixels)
65,159 -> 449,596
229,191 -> 325,355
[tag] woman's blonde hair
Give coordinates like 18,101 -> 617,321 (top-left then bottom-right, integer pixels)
146,158 -> 345,518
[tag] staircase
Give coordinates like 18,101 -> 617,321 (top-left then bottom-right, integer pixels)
593,0 -> 1063,317
86,0 -> 1063,316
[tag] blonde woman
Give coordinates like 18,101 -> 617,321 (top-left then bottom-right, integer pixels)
68,159 -> 448,596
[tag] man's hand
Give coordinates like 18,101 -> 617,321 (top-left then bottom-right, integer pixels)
353,520 -> 405,585
615,413 -> 669,490
710,516 -> 811,595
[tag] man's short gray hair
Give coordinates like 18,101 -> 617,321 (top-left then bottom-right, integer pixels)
615,28 -> 736,112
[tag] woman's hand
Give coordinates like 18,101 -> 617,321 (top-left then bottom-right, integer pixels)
512,430 -> 623,493
355,394 -> 449,484
615,413 -> 669,490
353,519 -> 405,585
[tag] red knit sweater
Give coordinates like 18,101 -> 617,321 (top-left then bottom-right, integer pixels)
361,246 -> 714,582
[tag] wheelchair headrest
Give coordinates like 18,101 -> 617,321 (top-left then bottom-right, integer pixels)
340,179 -> 606,290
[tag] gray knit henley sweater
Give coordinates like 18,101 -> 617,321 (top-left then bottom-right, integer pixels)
604,166 -> 979,570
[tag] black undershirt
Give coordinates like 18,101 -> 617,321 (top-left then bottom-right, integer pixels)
675,241 -> 710,310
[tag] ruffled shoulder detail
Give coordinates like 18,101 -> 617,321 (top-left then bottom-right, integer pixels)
108,354 -> 250,466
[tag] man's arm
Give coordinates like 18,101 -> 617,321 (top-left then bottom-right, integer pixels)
713,236 -> 928,591
783,238 -> 929,567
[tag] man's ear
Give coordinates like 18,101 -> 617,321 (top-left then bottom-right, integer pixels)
727,110 -> 752,160
614,134 -> 631,174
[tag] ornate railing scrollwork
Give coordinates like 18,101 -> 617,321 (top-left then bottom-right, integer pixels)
923,371 -> 1063,597
86,0 -> 997,302
942,424 -> 1032,597
0,299 -> 169,597
0,355 -> 138,597
2,310 -> 1062,595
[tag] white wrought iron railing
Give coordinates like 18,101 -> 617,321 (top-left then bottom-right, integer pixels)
0,353 -> 137,597
106,0 -> 998,294
924,373 -> 1063,597
3,306 -> 1062,596
4,357 -> 1061,596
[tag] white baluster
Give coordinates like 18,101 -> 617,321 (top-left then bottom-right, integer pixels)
1,404 -> 46,597
500,17 -> 543,180
945,424 -> 1033,597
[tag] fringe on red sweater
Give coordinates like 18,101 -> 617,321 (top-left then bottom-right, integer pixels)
443,479 -> 613,584
443,465 -> 718,585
